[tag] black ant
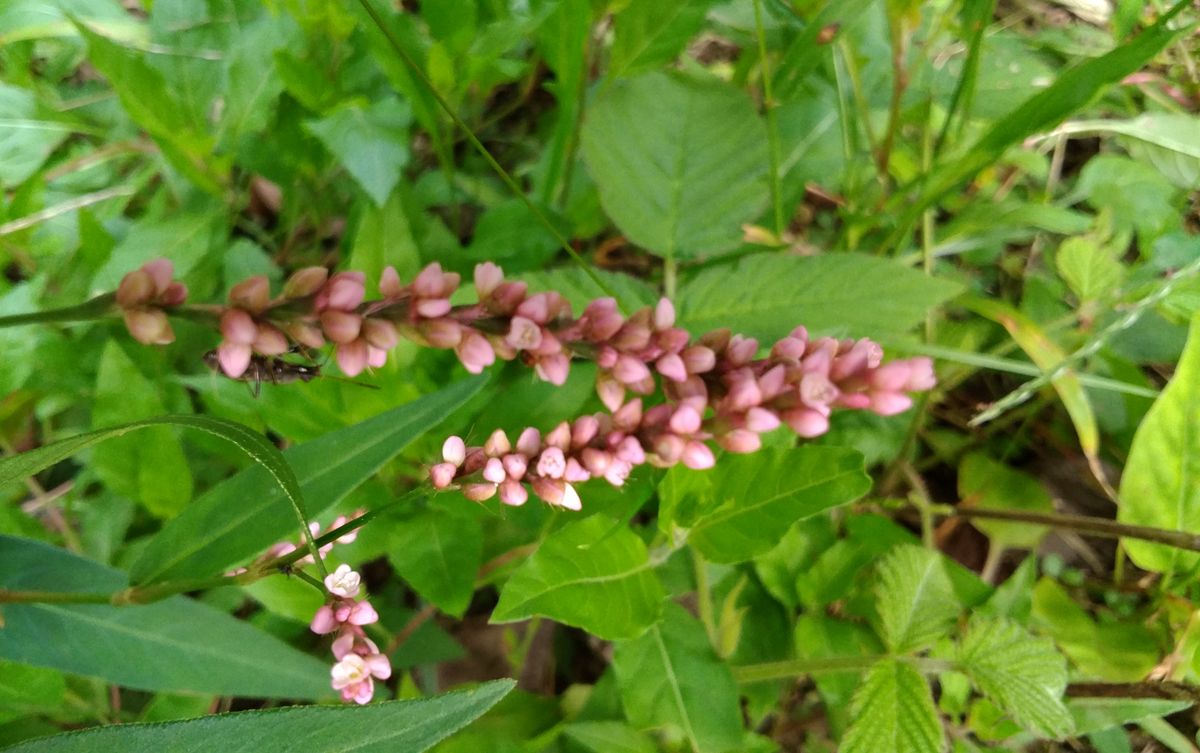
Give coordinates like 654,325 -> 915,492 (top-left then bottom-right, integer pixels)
202,347 -> 377,397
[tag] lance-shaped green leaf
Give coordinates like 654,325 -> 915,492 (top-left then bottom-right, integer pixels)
957,452 -> 1052,550
957,616 -> 1073,739
0,536 -> 328,698
666,447 -> 870,564
581,71 -> 768,261
840,659 -> 944,753
612,603 -> 744,753
1118,314 -> 1200,574
678,253 -> 963,344
387,506 -> 482,618
492,515 -> 664,640
0,679 -> 514,753
875,545 -> 960,654
132,378 -> 485,584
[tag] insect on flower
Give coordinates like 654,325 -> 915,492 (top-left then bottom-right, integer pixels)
202,348 -> 377,397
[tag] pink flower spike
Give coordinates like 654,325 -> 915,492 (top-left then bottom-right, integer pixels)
160,281 -> 188,306
581,447 -> 612,476
420,319 -> 463,349
336,340 -> 369,377
310,605 -> 337,634
564,458 -> 591,483
474,262 -> 504,298
324,564 -> 362,598
331,632 -> 356,660
724,374 -> 763,412
363,318 -> 400,350
515,293 -> 551,324
499,479 -> 528,506
217,342 -> 252,378
800,372 -> 839,408
613,399 -> 643,432
682,440 -> 716,470
348,600 -> 379,626
771,336 -> 807,362
529,477 -> 565,506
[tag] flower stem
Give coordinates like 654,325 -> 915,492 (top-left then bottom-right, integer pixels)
0,293 -> 116,328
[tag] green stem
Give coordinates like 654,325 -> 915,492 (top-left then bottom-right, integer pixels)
752,0 -> 785,236
355,0 -> 617,303
692,549 -> 717,646
734,655 -> 953,683
0,293 -> 116,328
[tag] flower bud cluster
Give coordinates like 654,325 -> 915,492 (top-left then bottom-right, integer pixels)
115,259 -> 188,344
310,564 -> 391,704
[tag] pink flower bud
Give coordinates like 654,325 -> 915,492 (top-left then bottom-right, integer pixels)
613,354 -> 651,385
727,335 -> 758,365
537,447 -> 567,479
615,436 -> 645,465
596,373 -> 626,412
160,281 -> 188,306
759,364 -> 787,400
654,298 -> 675,329
545,421 -> 571,450
430,462 -> 457,488
310,605 -> 337,634
869,391 -> 913,416
379,266 -> 403,299
506,316 -> 543,350
782,408 -> 829,438
413,263 -> 448,297
489,281 -> 528,314
516,427 -> 541,456
653,434 -> 685,464
230,276 -> 271,312
348,600 -> 379,625
535,353 -> 571,386
443,436 -> 467,466
284,267 -> 329,298
220,308 -> 258,344
581,447 -> 612,476
746,407 -> 781,432
868,361 -> 912,391
363,318 -> 399,350
669,404 -> 703,435
724,373 -> 763,412
217,341 -> 252,378
681,440 -> 715,470
838,392 -> 872,409
611,321 -> 652,351
368,346 -> 387,369
613,399 -> 643,431
572,415 -> 600,447
771,336 -> 807,361
582,298 -> 624,341
419,319 -> 463,348
324,271 -> 367,311
656,353 -> 688,383
483,457 -> 507,483
142,258 -> 174,294
681,346 -> 716,374
283,320 -> 326,349
530,477 -> 564,506
463,483 -> 498,502
474,262 -> 504,298
415,298 -> 452,318
336,340 -> 370,377
121,308 -> 173,345
564,458 -> 590,483
321,310 -> 363,344
116,269 -> 155,307
455,332 -> 496,374
502,454 -> 528,480
605,459 -> 633,486
718,429 -> 761,454
903,358 -> 936,391
485,429 -> 511,457
254,324 -> 289,355
515,293 -> 551,324
800,372 -> 839,408
499,479 -> 528,506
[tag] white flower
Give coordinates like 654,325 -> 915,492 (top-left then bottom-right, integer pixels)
324,564 -> 361,598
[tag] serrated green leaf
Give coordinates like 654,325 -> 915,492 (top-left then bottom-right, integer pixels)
581,71 -> 768,260
609,0 -> 718,78
1118,314 -> 1200,574
387,506 -> 481,618
958,616 -> 1073,739
678,253 -> 963,343
492,515 -> 663,640
841,659 -> 945,753
305,98 -> 412,207
665,447 -> 870,563
0,536 -> 328,698
957,453 -> 1052,550
876,545 -> 960,653
612,603 -> 743,753
0,680 -> 514,752
131,378 -> 485,584
1056,237 -> 1124,303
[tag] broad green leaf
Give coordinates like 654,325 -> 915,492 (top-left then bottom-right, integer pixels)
581,71 -> 768,260
958,616 -> 1073,739
387,506 -> 481,618
957,453 -> 1052,550
1078,155 -> 1181,244
0,84 -> 71,186
217,17 -> 291,151
0,536 -> 328,698
1069,697 -> 1193,737
665,447 -> 870,563
609,0 -> 717,78
963,297 -> 1102,482
91,342 -> 193,518
840,659 -> 944,753
678,253 -> 963,343
0,0 -> 144,45
305,98 -> 411,207
132,378 -> 485,584
1122,113 -> 1200,190
891,1 -> 1190,227
492,515 -> 663,640
1056,237 -> 1124,304
612,603 -> 743,753
349,190 -> 422,289
875,545 -> 960,653
0,414 -> 306,535
1118,314 -> 1200,574
0,679 -> 514,752
0,660 -> 64,724
563,721 -> 657,753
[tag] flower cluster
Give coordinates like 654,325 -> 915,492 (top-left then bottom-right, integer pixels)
115,259 -> 188,344
310,564 -> 391,704
430,330 -> 935,509
227,511 -> 364,577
